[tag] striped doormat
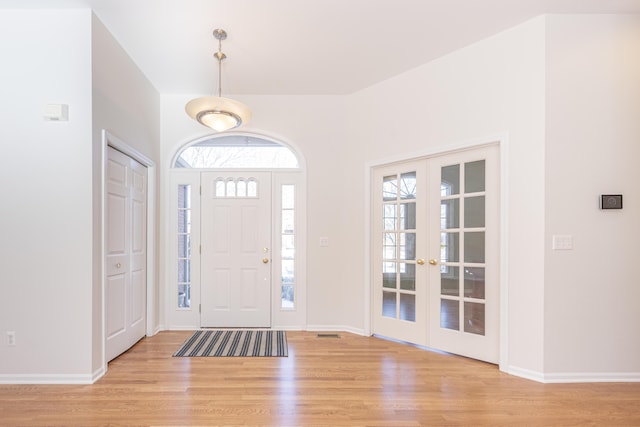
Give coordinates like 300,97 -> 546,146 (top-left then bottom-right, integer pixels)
173,330 -> 288,357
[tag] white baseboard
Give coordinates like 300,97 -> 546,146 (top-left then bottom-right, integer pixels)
505,365 -> 546,383
506,365 -> 640,383
542,372 -> 640,383
0,373 -> 94,385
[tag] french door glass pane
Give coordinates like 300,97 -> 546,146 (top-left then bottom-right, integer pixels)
441,199 -> 459,229
399,294 -> 416,321
464,302 -> 485,335
399,263 -> 415,291
383,204 -> 397,230
464,267 -> 485,298
400,172 -> 416,199
383,233 -> 396,259
465,160 -> 485,193
441,299 -> 460,330
383,291 -> 397,318
383,176 -> 397,201
399,232 -> 416,260
400,203 -> 416,229
441,232 -> 459,262
441,266 -> 459,296
464,232 -> 485,263
464,196 -> 485,228
441,164 -> 460,196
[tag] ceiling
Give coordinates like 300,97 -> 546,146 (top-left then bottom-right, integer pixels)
3,0 -> 640,95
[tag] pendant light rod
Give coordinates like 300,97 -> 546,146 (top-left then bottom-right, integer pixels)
213,29 -> 227,98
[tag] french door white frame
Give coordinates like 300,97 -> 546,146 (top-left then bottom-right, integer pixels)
364,134 -> 509,371
101,130 -> 157,373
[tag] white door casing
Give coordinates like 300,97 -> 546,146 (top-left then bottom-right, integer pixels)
105,146 -> 147,362
200,172 -> 272,327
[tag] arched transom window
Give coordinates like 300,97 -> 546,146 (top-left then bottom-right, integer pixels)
174,135 -> 299,169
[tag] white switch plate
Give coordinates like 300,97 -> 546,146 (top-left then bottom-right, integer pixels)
43,104 -> 69,121
319,237 -> 329,247
552,235 -> 573,250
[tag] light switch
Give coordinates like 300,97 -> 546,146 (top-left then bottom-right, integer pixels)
319,237 -> 329,247
552,235 -> 573,250
43,104 -> 69,121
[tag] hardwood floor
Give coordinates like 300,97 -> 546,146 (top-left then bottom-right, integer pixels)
1,331 -> 639,426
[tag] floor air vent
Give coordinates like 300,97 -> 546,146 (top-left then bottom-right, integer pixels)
316,333 -> 340,338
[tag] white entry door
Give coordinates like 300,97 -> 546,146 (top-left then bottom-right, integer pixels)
372,144 -> 499,363
106,146 -> 147,362
200,172 -> 272,327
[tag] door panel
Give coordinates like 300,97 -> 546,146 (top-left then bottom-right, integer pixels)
201,172 -> 271,327
372,161 -> 427,345
106,147 -> 147,362
427,145 -> 499,363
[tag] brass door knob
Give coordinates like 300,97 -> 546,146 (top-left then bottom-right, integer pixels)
417,259 -> 425,265
429,259 -> 438,265
262,258 -> 270,264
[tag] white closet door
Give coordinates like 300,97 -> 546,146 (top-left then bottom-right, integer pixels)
106,146 -> 147,362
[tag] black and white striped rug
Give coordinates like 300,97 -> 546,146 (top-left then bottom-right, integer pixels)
173,330 -> 288,357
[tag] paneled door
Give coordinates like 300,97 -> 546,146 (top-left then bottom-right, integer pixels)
372,144 -> 499,363
427,145 -> 499,363
200,172 -> 272,327
106,146 -> 147,362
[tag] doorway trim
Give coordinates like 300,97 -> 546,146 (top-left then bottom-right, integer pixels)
101,130 -> 157,375
364,132 -> 510,371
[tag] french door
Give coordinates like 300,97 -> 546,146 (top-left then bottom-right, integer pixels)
200,172 -> 272,327
105,146 -> 147,362
372,144 -> 499,363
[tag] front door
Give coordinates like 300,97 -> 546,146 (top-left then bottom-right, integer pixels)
372,144 -> 499,363
200,172 -> 272,327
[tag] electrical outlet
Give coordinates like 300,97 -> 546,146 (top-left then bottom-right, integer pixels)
7,331 -> 16,346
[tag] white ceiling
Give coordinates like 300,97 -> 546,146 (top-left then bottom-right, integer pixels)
3,0 -> 640,95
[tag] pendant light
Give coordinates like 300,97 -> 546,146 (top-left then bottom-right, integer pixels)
185,29 -> 252,131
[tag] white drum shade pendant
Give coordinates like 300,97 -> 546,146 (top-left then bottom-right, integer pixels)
185,29 -> 252,131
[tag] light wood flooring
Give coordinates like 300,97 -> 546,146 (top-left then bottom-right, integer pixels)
1,331 -> 640,426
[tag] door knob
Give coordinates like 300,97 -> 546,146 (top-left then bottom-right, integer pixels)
262,258 -> 270,264
429,259 -> 438,265
417,259 -> 425,265
116,262 -> 122,268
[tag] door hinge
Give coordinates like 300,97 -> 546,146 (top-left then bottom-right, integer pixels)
200,185 -> 202,196
199,244 -> 202,254
199,304 -> 201,314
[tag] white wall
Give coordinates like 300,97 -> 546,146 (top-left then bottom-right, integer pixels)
91,14 -> 160,375
349,17 -> 547,375
0,9 -> 94,381
0,9 -> 160,383
544,15 -> 640,379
